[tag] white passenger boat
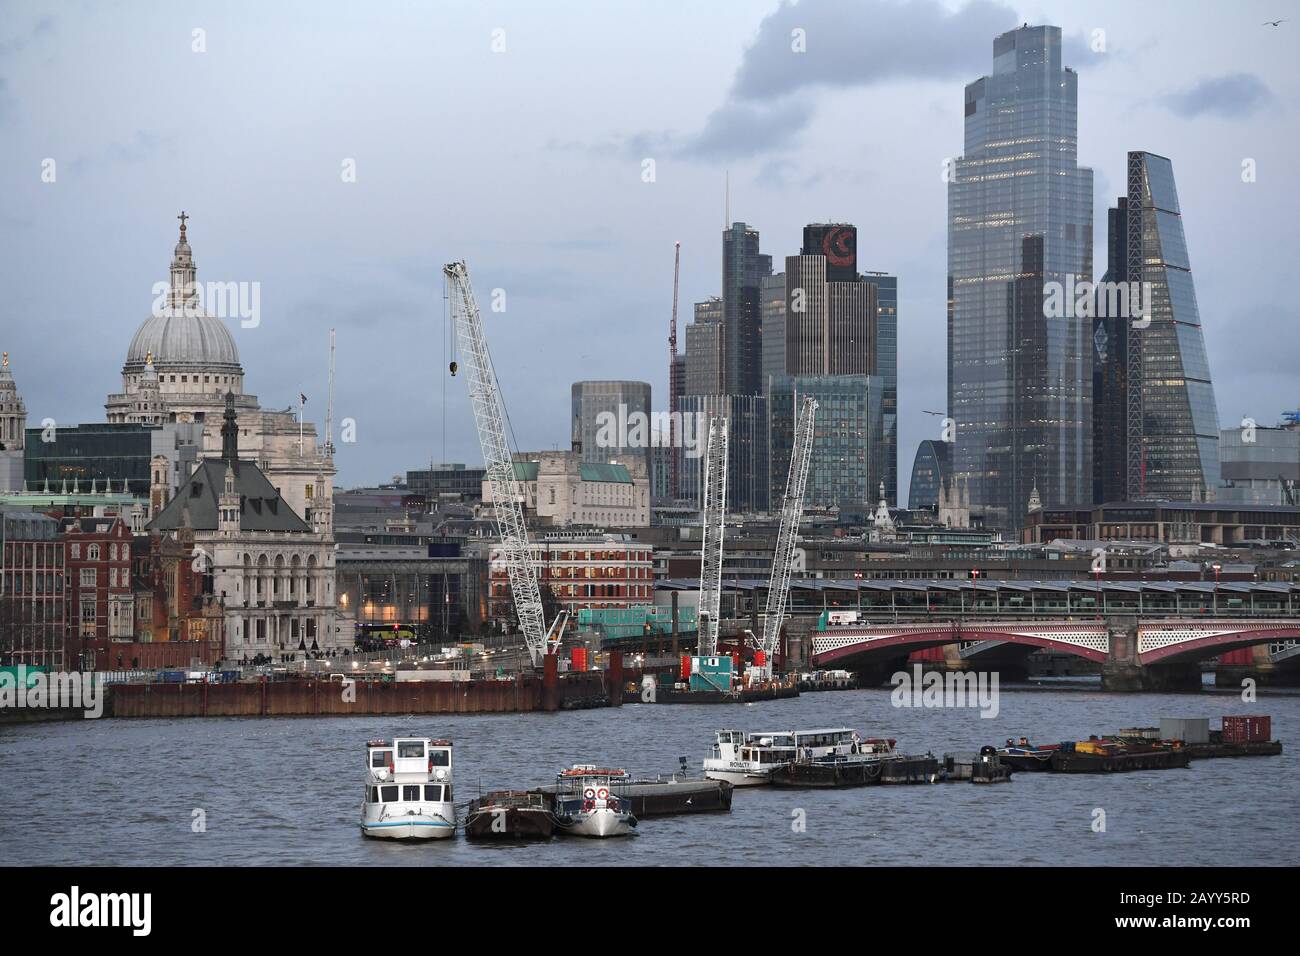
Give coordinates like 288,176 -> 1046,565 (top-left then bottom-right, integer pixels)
552,766 -> 637,838
360,737 -> 456,840
703,728 -> 866,786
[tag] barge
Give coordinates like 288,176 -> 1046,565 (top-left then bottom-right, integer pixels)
536,774 -> 732,816
465,791 -> 555,840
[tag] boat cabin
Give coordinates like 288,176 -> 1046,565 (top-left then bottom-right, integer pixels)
366,737 -> 453,782
365,781 -> 454,806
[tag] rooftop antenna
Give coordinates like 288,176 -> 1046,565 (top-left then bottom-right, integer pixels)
325,328 -> 336,458
725,170 -> 730,228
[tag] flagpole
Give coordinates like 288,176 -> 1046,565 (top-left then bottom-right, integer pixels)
299,394 -> 304,457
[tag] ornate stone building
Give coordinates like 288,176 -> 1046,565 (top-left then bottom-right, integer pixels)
146,393 -> 338,660
0,352 -> 27,492
105,214 -> 334,522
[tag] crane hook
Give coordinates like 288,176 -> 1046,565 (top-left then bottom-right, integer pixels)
449,360 -> 458,376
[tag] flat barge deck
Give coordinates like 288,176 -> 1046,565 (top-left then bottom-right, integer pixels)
532,776 -> 732,816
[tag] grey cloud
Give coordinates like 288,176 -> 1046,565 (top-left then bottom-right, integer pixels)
672,0 -> 1105,161
680,99 -> 812,161
729,0 -> 1017,101
1162,72 -> 1276,119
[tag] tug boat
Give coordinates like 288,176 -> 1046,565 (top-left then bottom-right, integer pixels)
703,728 -> 863,787
551,766 -> 637,838
360,737 -> 456,839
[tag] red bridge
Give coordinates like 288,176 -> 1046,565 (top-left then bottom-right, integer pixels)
811,618 -> 1300,690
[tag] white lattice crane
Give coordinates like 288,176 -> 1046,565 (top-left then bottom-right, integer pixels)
756,396 -> 818,673
697,416 -> 729,657
443,261 -> 566,668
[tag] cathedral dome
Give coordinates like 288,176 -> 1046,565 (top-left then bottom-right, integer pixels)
125,310 -> 241,372
122,212 -> 243,375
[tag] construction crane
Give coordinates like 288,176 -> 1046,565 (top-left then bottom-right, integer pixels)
756,395 -> 818,674
697,416 -> 728,657
443,261 -> 566,668
324,328 -> 336,458
668,241 -> 681,499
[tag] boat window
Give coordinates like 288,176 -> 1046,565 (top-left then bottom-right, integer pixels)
403,785 -> 421,802
424,785 -> 442,801
398,741 -> 425,759
371,750 -> 392,769
380,785 -> 398,803
430,749 -> 450,767
444,785 -> 452,801
368,787 -> 379,802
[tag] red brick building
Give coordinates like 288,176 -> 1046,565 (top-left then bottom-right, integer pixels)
487,536 -> 654,629
62,515 -> 134,642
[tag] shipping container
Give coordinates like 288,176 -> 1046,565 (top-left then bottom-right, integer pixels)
1159,717 -> 1210,744
1222,715 -> 1272,743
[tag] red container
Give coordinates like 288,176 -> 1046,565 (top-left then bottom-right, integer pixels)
1223,715 -> 1271,743
680,654 -> 692,680
753,650 -> 767,666
571,647 -> 588,672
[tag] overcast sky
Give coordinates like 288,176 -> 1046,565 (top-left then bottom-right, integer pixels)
1,0 -> 1296,500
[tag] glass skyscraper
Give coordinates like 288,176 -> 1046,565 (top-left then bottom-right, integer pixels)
1123,151 -> 1220,500
768,375 -> 883,512
864,272 -> 897,505
722,222 -> 772,397
948,24 -> 1093,531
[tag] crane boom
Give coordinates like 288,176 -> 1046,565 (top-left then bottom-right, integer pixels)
698,416 -> 728,657
760,396 -> 817,662
443,261 -> 559,667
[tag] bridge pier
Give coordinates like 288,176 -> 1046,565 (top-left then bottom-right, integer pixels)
1101,621 -> 1202,692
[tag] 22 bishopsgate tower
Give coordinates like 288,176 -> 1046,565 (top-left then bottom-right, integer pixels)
948,24 -> 1094,531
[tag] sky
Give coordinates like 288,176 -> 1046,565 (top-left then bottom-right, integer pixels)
1,0 -> 1297,501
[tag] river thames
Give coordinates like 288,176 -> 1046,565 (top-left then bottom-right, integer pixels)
3,683 -> 1296,866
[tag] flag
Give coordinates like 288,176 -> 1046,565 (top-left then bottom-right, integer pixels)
300,392 -> 308,404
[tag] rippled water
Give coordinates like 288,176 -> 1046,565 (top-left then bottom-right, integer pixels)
2,683 -> 1296,866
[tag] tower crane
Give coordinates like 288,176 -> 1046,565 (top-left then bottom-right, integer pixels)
443,261 -> 566,668
755,396 -> 817,675
697,416 -> 729,657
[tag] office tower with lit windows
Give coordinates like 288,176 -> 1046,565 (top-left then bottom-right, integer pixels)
948,23 -> 1093,531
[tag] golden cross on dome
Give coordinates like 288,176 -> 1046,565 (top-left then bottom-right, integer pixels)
177,210 -> 189,230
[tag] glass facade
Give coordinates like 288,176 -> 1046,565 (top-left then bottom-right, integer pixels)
760,273 -> 786,392
768,375 -> 883,512
864,273 -> 897,505
23,422 -> 157,494
722,223 -> 771,397
908,439 -> 952,511
1126,151 -> 1220,500
570,380 -> 653,479
1092,198 -> 1129,503
678,394 -> 768,514
948,24 -> 1093,531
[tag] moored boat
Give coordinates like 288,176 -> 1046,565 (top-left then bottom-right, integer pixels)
360,737 -> 457,840
551,766 -> 637,837
769,734 -> 900,788
465,791 -> 556,840
996,737 -> 1060,772
703,728 -> 864,787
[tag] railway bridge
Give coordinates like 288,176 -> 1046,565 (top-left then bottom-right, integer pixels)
810,618 -> 1300,691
